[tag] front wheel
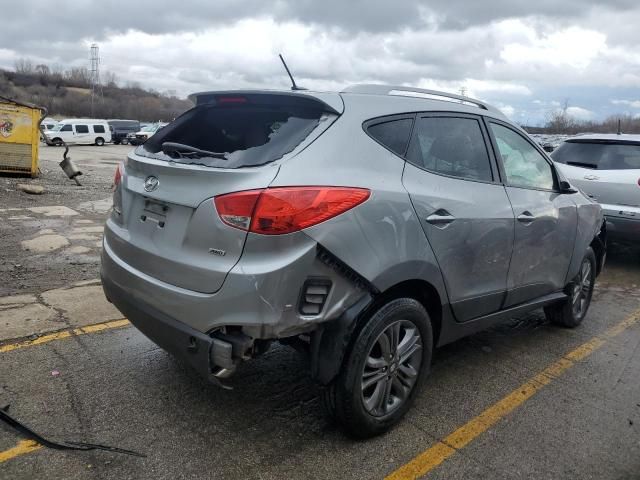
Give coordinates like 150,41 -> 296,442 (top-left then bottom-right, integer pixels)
544,247 -> 596,328
324,298 -> 433,438
95,137 -> 105,146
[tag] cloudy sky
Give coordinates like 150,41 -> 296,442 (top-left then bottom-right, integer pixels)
2,0 -> 640,124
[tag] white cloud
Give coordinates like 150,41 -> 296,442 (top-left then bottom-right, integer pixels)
566,106 -> 595,120
500,25 -> 606,69
496,103 -> 516,118
612,99 -> 640,108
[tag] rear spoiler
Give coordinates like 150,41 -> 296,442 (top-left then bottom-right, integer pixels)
187,90 -> 344,115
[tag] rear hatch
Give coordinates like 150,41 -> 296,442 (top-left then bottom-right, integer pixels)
553,139 -> 640,218
107,91 -> 341,293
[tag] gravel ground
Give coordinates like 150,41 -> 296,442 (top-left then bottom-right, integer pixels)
0,144 -> 128,296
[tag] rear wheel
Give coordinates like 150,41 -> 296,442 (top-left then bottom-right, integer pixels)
544,247 -> 596,328
95,137 -> 105,146
323,298 -> 433,438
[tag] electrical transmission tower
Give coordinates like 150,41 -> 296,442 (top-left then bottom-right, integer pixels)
89,43 -> 102,117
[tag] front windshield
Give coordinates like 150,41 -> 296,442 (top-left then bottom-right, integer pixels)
51,124 -> 63,132
141,125 -> 156,132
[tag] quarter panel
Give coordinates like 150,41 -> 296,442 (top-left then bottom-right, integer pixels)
272,109 -> 449,302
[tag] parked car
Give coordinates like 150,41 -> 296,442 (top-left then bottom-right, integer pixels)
108,119 -> 140,145
45,119 -> 112,146
41,117 -> 59,131
102,85 -> 606,438
553,134 -> 640,243
127,122 -> 167,145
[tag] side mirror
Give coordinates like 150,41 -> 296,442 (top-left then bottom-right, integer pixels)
559,180 -> 577,194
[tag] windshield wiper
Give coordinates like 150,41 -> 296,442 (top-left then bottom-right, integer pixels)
566,161 -> 598,169
161,142 -> 228,160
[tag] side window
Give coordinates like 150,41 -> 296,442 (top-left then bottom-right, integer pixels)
93,125 -> 106,133
75,124 -> 89,134
489,123 -> 555,190
406,116 -> 493,182
366,118 -> 413,156
60,124 -> 72,132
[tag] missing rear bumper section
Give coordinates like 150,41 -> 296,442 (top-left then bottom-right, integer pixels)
101,241 -> 372,386
102,275 -> 241,385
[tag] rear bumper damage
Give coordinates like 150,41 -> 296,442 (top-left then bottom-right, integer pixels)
102,274 -> 237,384
100,230 -> 371,382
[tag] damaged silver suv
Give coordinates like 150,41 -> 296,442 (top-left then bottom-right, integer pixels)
101,85 -> 606,438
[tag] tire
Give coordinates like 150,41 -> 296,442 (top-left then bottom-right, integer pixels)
324,298 -> 433,438
114,140 -> 121,145
544,247 -> 596,328
120,138 -> 129,145
52,137 -> 63,146
95,137 -> 105,146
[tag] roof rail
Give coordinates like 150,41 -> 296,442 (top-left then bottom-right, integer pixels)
341,84 -> 502,114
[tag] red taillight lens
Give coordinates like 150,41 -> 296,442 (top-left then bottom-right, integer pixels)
214,187 -> 370,235
214,190 -> 262,230
113,162 -> 124,189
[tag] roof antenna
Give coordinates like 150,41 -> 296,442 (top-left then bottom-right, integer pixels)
279,54 -> 306,91
617,118 -> 622,135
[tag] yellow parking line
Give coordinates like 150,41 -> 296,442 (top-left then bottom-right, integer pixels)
0,319 -> 130,354
0,440 -> 42,463
386,308 -> 640,480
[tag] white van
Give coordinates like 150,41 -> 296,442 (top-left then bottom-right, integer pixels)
45,119 -> 112,146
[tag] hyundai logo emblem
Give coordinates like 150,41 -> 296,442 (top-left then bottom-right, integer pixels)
144,176 -> 159,192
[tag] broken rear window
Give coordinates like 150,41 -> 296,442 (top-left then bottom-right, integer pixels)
143,99 -> 334,168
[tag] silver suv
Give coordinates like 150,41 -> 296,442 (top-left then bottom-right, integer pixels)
101,85 -> 606,437
552,133 -> 640,243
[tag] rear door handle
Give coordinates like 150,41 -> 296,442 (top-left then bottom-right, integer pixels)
425,210 -> 455,226
517,211 -> 536,224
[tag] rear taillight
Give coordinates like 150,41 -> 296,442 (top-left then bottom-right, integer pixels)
113,162 -> 124,189
214,187 -> 371,235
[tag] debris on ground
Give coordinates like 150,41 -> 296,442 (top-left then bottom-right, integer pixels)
17,184 -> 45,195
0,407 -> 146,458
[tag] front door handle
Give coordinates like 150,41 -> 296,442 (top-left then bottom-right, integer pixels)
425,210 -> 455,226
517,211 -> 536,224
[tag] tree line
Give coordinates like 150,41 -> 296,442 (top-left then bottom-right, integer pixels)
525,99 -> 640,134
1,59 -> 192,122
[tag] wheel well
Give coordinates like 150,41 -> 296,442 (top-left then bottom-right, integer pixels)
367,279 -> 442,346
310,279 -> 443,385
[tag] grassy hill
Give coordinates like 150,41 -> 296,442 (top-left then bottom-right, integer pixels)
0,66 -> 192,122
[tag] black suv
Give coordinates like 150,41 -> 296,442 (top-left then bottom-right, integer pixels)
108,119 -> 140,145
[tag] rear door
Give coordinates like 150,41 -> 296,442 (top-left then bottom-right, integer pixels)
552,140 -> 640,221
487,121 -> 577,306
402,113 -> 514,322
74,124 -> 90,144
107,92 -> 341,294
